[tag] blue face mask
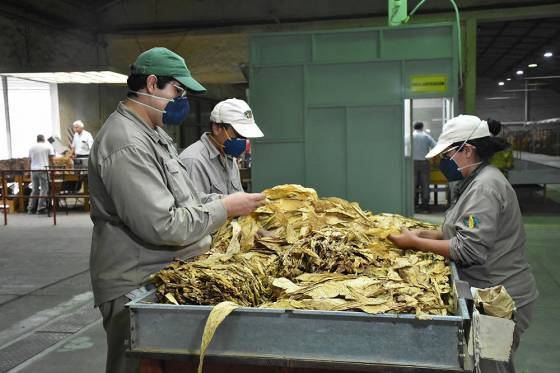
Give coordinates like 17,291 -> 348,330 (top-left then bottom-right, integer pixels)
438,119 -> 487,182
161,96 -> 189,125
439,143 -> 482,182
439,157 -> 464,181
128,87 -> 190,126
224,138 -> 246,158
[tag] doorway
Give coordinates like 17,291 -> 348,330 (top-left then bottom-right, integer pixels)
405,98 -> 453,213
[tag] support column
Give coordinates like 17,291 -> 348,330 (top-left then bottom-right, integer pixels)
464,18 -> 477,115
2,76 -> 12,159
524,80 -> 530,122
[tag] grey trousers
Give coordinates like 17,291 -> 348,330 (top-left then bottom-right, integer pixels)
414,160 -> 431,205
98,296 -> 140,373
27,171 -> 49,212
478,301 -> 535,373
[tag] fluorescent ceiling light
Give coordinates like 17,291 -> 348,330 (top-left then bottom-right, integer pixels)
485,96 -> 516,100
498,81 -> 505,86
506,78 -> 512,81
516,70 -> 524,75
544,52 -> 553,58
519,75 -> 560,80
528,63 -> 538,68
503,88 -> 537,92
0,71 -> 128,84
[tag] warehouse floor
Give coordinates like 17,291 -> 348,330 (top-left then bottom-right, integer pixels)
0,206 -> 558,372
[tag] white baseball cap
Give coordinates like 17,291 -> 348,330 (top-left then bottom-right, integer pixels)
425,115 -> 491,159
210,98 -> 264,138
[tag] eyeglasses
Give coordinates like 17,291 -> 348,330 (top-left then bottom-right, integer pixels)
169,83 -> 187,98
441,146 -> 459,159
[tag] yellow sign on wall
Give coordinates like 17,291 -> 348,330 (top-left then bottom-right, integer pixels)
410,74 -> 448,93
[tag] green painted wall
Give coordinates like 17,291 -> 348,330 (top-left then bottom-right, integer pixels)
250,23 -> 458,215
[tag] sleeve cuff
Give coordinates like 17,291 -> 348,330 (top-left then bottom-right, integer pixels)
448,236 -> 461,263
204,198 -> 228,233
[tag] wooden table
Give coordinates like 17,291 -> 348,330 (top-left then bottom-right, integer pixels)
13,171 -> 89,212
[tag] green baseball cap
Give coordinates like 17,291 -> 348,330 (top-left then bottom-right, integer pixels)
130,47 -> 206,93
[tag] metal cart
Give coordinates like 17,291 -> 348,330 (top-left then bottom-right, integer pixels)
127,264 -> 472,372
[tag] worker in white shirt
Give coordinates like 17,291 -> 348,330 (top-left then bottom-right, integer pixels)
412,121 -> 436,212
70,120 -> 94,168
27,134 -> 54,214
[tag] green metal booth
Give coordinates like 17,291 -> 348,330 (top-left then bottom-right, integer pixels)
249,22 -> 459,216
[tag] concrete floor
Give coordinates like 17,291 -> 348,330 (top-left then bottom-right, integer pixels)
0,213 -> 105,373
0,209 -> 559,372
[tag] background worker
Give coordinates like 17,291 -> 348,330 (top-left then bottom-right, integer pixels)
412,121 -> 436,212
27,134 -> 54,214
180,98 -> 263,195
70,120 -> 94,168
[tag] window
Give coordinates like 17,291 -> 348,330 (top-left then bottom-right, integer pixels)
0,77 -> 60,160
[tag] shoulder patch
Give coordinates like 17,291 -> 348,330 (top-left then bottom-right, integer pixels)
463,215 -> 479,229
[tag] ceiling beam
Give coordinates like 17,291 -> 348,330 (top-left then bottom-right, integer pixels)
56,0 -> 97,12
479,21 -> 510,57
1,0 -> 98,28
90,3 -> 560,35
96,0 -> 124,12
419,2 -> 560,22
479,21 -> 541,77
81,12 -> 386,34
0,0 -> 99,44
494,28 -> 560,79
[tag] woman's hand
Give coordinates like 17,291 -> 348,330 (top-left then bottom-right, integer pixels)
389,229 -> 451,258
388,229 -> 419,250
411,229 -> 443,240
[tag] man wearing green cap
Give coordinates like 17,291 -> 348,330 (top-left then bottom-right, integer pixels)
88,47 -> 266,373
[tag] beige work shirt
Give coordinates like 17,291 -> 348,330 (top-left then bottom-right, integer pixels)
88,102 -> 227,306
179,133 -> 243,195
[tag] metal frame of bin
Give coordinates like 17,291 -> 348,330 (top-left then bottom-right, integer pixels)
126,264 -> 472,372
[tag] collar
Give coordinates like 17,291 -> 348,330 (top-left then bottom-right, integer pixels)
201,132 -> 223,159
450,162 -> 489,208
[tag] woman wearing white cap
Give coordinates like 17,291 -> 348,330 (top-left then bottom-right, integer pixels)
390,115 -> 537,373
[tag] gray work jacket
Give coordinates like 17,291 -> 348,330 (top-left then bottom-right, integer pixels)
179,133 -> 243,195
443,164 -> 538,307
88,102 -> 227,306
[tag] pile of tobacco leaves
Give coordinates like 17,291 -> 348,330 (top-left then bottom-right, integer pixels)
152,184 -> 453,316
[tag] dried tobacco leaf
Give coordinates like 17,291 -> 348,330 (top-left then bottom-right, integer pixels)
152,184 -> 453,317
198,301 -> 240,373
